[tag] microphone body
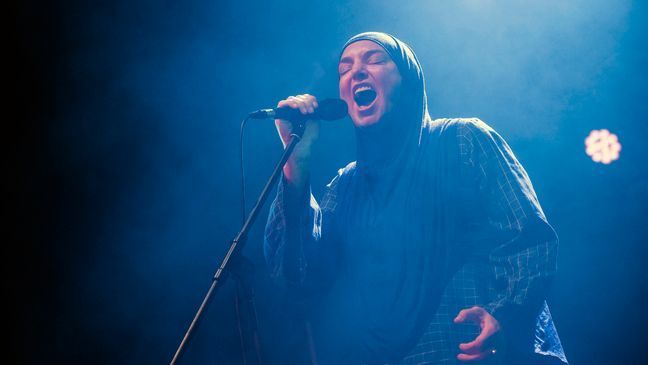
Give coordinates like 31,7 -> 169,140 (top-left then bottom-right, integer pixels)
249,98 -> 348,122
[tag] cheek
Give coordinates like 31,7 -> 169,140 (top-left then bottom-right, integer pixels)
381,78 -> 402,111
339,79 -> 351,100
383,78 -> 402,102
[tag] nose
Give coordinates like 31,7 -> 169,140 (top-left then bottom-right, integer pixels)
351,64 -> 368,81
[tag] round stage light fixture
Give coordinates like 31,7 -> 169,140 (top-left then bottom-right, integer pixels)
585,129 -> 621,164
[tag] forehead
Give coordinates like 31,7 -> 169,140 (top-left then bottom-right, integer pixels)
340,40 -> 389,61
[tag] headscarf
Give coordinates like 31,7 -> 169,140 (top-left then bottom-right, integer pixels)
340,32 -> 432,174
311,32 -> 463,364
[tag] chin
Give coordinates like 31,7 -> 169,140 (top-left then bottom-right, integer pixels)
352,115 -> 381,128
350,104 -> 386,128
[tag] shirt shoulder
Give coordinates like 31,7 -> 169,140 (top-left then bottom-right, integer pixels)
428,117 -> 495,136
326,161 -> 357,190
422,117 -> 496,146
422,117 -> 501,168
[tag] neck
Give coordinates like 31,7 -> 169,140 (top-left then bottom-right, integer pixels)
355,113 -> 419,172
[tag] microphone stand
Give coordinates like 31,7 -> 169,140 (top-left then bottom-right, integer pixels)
169,121 -> 306,365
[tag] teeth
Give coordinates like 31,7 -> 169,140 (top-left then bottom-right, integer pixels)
354,85 -> 373,95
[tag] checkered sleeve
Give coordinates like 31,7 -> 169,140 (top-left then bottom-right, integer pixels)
456,119 -> 558,325
264,173 -> 341,288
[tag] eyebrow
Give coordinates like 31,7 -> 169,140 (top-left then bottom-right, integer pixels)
339,49 -> 388,64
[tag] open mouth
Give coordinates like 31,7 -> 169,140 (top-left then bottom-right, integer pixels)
354,86 -> 377,108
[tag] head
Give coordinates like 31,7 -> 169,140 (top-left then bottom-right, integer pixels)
338,32 -> 429,132
338,40 -> 402,127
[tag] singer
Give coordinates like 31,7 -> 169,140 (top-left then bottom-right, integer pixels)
264,32 -> 567,365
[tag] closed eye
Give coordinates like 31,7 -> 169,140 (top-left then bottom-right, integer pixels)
365,49 -> 389,64
338,64 -> 351,76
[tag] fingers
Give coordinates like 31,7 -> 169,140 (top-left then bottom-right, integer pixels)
456,329 -> 493,362
453,306 -> 483,324
275,94 -> 320,148
454,306 -> 501,362
277,94 -> 319,116
457,351 -> 489,362
458,325 -> 492,354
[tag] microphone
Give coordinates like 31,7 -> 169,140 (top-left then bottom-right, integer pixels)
248,98 -> 348,121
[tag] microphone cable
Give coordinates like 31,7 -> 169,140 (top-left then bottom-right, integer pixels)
239,116 -> 251,225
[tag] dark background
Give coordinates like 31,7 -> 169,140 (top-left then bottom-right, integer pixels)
11,0 -> 647,364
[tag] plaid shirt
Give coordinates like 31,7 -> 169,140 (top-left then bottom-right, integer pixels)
264,118 -> 567,365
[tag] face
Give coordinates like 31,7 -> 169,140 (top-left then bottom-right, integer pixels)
339,40 -> 402,127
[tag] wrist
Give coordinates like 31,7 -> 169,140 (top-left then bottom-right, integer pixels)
283,163 -> 309,192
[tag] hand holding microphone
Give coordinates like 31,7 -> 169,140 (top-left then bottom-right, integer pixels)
272,94 -> 322,148
253,94 -> 347,192
274,94 -> 320,191
249,94 -> 347,146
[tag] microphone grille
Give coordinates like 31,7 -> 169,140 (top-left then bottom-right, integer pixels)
318,98 -> 348,121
